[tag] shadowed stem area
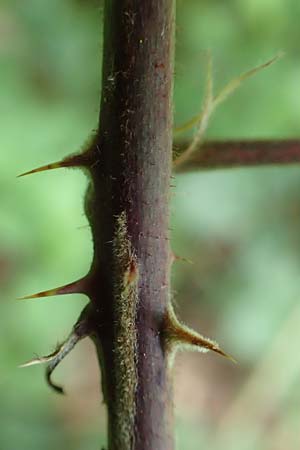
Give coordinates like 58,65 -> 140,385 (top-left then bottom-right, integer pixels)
174,139 -> 300,172
86,1 -> 175,450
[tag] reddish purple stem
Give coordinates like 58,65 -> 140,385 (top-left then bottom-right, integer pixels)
174,139 -> 300,172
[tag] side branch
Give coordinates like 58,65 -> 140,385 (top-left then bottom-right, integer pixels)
174,139 -> 300,172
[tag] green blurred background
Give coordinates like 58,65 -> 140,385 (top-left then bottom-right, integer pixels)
1,0 -> 300,449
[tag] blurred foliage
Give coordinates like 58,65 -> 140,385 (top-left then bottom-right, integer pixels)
1,0 -> 300,449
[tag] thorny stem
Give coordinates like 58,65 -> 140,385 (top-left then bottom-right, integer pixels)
19,2 -> 262,449
85,1 -> 176,450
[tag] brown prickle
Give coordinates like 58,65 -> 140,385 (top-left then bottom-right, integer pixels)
176,325 -> 236,363
18,160 -> 70,177
17,152 -> 93,178
163,303 -> 235,363
17,276 -> 90,300
211,346 -> 237,364
171,251 -> 194,265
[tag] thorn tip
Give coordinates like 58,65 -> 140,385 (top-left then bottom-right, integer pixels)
17,153 -> 89,178
164,303 -> 235,363
17,277 -> 90,301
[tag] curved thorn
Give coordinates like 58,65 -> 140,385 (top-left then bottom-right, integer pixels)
45,333 -> 80,394
19,349 -> 61,368
45,305 -> 94,394
17,276 -> 89,300
164,303 -> 235,362
46,368 -> 65,394
20,305 -> 94,394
